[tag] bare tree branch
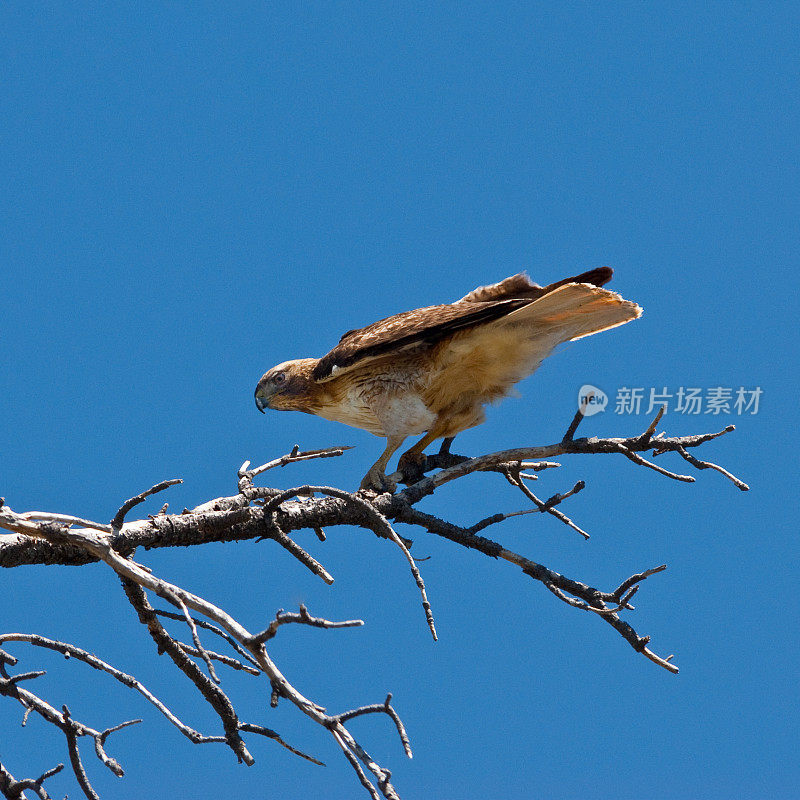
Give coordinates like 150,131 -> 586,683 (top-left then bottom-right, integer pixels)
0,412 -> 748,797
0,760 -> 63,800
503,468 -> 590,538
111,479 -> 183,531
251,605 -> 364,646
673,445 -> 750,491
0,662 -> 136,800
152,609 -> 262,669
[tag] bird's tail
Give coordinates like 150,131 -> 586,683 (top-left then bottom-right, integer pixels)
504,281 -> 642,342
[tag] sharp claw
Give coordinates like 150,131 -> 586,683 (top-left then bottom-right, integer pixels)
397,451 -> 428,485
359,469 -> 397,494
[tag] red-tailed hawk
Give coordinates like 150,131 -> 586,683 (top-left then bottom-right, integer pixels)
255,268 -> 641,490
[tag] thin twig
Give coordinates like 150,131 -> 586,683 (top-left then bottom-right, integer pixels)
261,515 -> 335,585
251,605 -> 363,646
61,706 -> 100,800
638,405 -> 666,444
152,610 -> 261,669
238,723 -> 324,764
111,479 -> 183,530
675,446 -> 749,491
331,729 -> 382,800
173,594 -> 220,684
332,693 -> 412,760
563,393 -> 592,441
239,446 -> 353,482
176,642 -> 260,675
615,445 -> 695,482
504,469 -> 590,539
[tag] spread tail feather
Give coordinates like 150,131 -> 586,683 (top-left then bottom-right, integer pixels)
503,281 -> 642,343
433,282 -> 642,403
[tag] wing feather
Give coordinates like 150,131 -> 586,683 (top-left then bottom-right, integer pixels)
456,267 -> 612,303
312,269 -> 624,383
312,299 -> 528,381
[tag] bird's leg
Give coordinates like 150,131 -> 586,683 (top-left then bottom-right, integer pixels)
397,430 -> 442,483
360,435 -> 406,492
438,436 -> 455,455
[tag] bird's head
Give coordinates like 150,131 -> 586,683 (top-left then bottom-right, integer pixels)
254,358 -> 319,413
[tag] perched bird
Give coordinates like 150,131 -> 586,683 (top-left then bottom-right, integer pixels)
255,268 -> 641,491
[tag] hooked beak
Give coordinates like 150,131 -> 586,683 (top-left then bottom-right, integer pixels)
254,386 -> 269,413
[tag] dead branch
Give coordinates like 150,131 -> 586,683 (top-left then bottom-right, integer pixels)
502,468 -> 590,539
0,760 -> 63,800
0,658 -> 140,800
251,605 -> 364,645
0,413 -> 748,798
111,478 -> 183,531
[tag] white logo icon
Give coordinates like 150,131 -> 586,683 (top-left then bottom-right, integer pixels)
577,385 -> 608,416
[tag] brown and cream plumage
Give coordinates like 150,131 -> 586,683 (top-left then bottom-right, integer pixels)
255,268 -> 641,490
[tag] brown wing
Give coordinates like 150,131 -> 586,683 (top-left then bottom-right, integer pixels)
312,300 -> 527,381
312,268 -> 616,382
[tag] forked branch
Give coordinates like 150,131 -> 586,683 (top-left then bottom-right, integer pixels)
0,408 -> 747,798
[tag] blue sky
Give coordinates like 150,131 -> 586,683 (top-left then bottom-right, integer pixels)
1,3 -> 797,798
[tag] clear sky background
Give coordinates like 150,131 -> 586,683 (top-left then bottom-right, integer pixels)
1,4 -> 797,799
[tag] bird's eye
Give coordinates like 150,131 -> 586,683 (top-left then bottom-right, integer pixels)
273,372 -> 286,384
